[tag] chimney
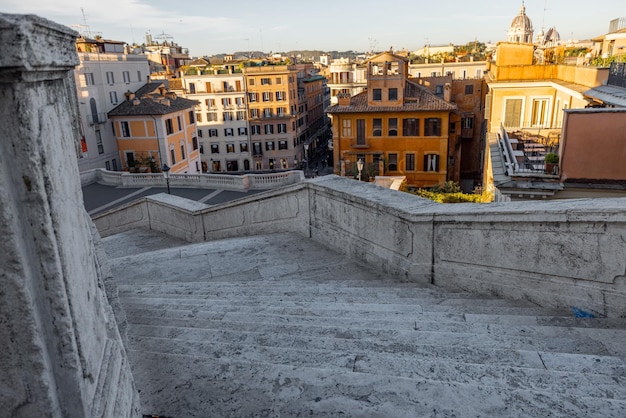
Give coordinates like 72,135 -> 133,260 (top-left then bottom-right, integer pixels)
443,83 -> 452,102
337,93 -> 351,106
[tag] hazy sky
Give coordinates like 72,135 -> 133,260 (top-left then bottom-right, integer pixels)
2,0 -> 623,56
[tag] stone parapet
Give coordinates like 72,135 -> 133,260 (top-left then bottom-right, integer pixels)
0,13 -> 140,417
94,175 -> 626,317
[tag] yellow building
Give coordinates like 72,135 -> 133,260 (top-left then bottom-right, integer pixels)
327,51 -> 457,188
108,82 -> 200,174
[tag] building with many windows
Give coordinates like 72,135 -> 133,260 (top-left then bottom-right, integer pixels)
181,71 -> 250,173
327,51 -> 457,188
244,65 -> 301,171
108,82 -> 200,174
74,36 -> 149,172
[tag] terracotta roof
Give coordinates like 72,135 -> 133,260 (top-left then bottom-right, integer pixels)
327,80 -> 457,114
108,82 -> 198,117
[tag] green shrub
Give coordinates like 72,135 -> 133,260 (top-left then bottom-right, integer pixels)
545,152 -> 559,164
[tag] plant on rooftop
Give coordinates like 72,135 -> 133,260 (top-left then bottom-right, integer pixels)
407,181 -> 487,203
545,152 -> 559,164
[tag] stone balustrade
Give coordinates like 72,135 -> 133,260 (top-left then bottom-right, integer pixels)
93,175 -> 626,318
81,168 -> 304,191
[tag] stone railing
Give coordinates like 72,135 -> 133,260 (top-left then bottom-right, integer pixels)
93,175 -> 626,318
81,168 -> 304,191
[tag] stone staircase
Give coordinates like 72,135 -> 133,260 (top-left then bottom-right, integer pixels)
104,229 -> 626,417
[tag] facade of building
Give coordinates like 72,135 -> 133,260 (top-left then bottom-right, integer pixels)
326,59 -> 367,105
181,72 -> 250,173
108,82 -> 200,174
408,60 -> 486,80
328,51 -> 457,188
74,36 -> 150,172
244,65 -> 301,171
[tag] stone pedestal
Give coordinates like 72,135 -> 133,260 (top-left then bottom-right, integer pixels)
0,13 -> 140,417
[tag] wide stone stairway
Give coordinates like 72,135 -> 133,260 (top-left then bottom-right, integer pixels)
103,229 -> 626,417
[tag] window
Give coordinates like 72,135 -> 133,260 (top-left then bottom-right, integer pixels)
388,88 -> 398,101
251,125 -> 261,135
198,129 -> 203,137
206,98 -> 215,107
210,143 -> 219,154
342,119 -> 352,136
504,98 -> 523,128
165,119 -> 173,134
278,140 -> 288,150
406,153 -> 415,171
261,77 -> 271,85
372,118 -> 382,136
125,152 -> 135,167
223,112 -> 234,121
265,141 -> 275,151
253,142 -> 262,155
249,78 -> 255,86
435,85 -> 444,96
196,113 -> 202,123
402,118 -> 419,136
121,121 -> 130,137
264,124 -> 274,134
170,148 -> 176,164
84,73 -> 94,85
531,98 -> 549,127
222,81 -> 230,91
356,119 -> 365,145
388,153 -> 398,171
277,107 -> 286,116
424,154 -> 439,172
208,128 -> 218,137
424,118 -> 441,136
177,116 -> 182,131
262,92 -> 272,102
109,91 -> 118,105
106,71 -> 114,85
248,93 -> 258,102
238,127 -> 248,135
222,98 -> 231,107
275,77 -> 282,84
208,113 -> 218,121
236,97 -> 244,106
192,137 -> 198,151
277,123 -> 287,133
123,71 -> 130,84
240,143 -> 248,152
105,160 -> 110,170
263,108 -> 272,118
112,159 -> 118,171
137,70 -> 142,82
200,144 -> 204,154
465,84 -> 474,95
250,108 -> 259,118
189,111 -> 195,124
372,88 -> 382,101
95,129 -> 104,154
226,143 -> 235,153
180,143 -> 186,160
388,118 -> 398,136
224,128 -> 234,136
462,117 -> 474,129
276,91 -> 285,101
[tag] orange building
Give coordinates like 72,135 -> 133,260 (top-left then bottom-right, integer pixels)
327,51 -> 457,188
108,82 -> 200,174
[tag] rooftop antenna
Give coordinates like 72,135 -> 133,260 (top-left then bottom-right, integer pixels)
154,31 -> 173,45
71,8 -> 101,39
368,37 -> 378,53
541,0 -> 549,32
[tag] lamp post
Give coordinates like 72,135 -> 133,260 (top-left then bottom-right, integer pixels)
162,163 -> 171,194
356,158 -> 364,181
303,143 -> 309,177
293,157 -> 298,170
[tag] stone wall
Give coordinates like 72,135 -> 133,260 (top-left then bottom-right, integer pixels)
0,14 -> 140,417
94,175 -> 626,318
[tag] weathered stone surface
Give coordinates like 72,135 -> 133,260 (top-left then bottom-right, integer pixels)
0,13 -> 139,417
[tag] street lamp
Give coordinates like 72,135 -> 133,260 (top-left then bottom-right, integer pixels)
303,143 -> 309,177
162,163 -> 171,194
356,158 -> 364,181
293,157 -> 298,170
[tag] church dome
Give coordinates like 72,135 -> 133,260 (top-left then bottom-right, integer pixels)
507,2 -> 534,43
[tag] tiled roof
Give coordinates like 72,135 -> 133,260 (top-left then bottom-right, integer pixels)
108,82 -> 198,117
327,80 -> 457,114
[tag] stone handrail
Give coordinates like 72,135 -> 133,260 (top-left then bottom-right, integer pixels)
93,175 -> 626,318
81,168 -> 304,191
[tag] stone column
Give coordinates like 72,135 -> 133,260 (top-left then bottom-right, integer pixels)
0,14 -> 140,417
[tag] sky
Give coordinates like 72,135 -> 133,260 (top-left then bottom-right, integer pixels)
2,0 -> 624,57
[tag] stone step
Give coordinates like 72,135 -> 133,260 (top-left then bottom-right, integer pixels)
128,335 -> 626,401
119,294 -> 569,318
128,349 -> 626,418
126,316 -> 612,357
123,306 -> 625,351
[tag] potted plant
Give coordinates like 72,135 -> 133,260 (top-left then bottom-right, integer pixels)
545,152 -> 559,174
